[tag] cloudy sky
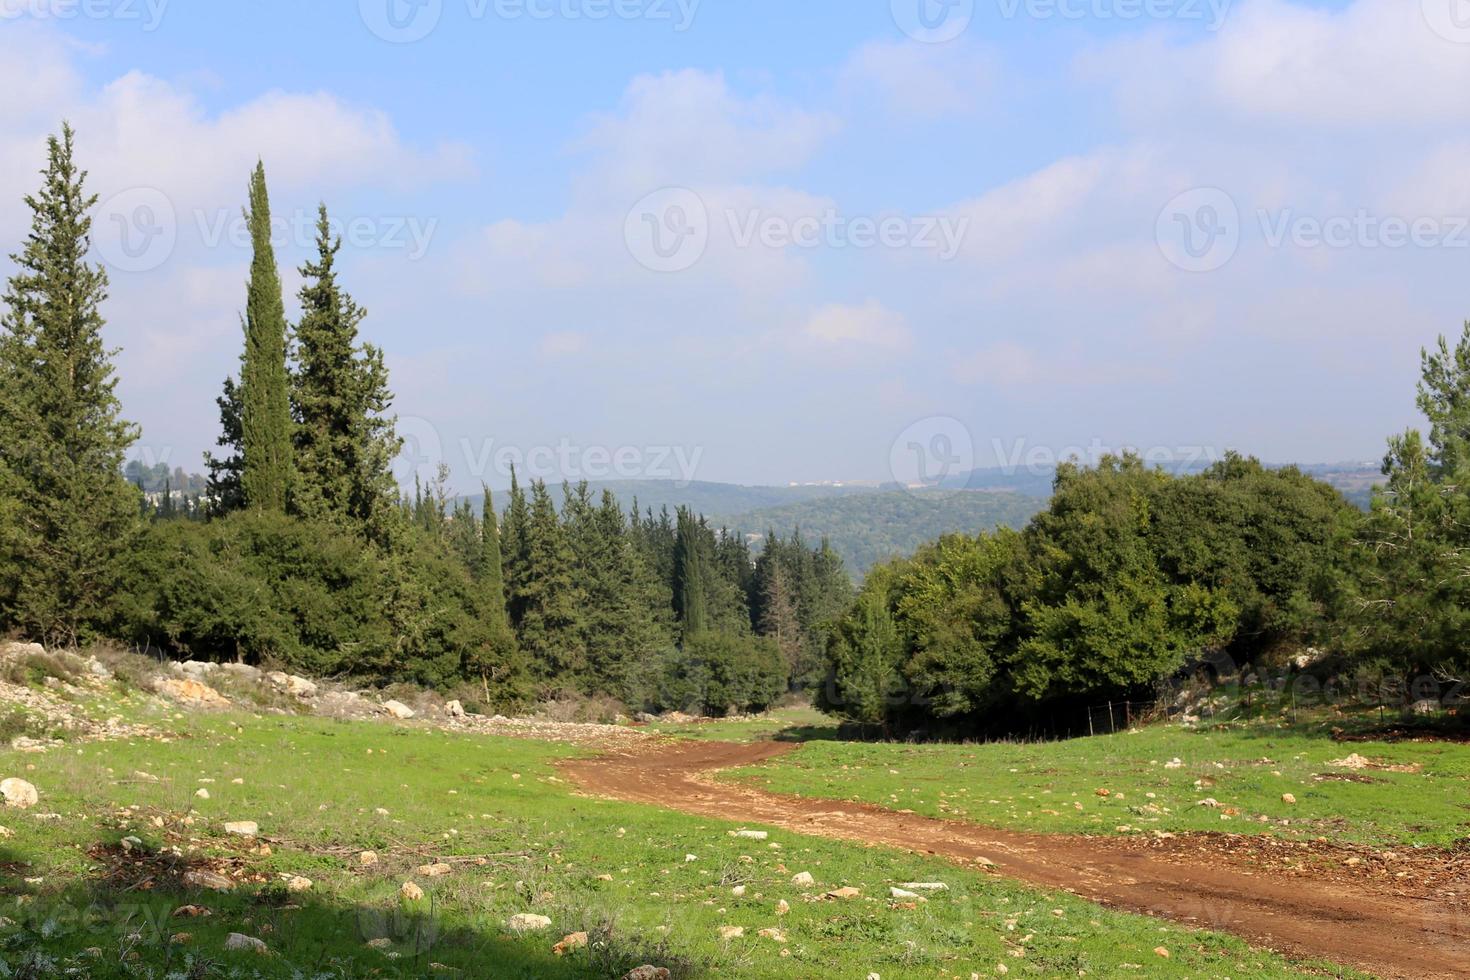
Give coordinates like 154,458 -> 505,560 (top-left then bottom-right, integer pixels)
0,0 -> 1463,490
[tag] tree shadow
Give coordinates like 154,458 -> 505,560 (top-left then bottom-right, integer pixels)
0,842 -> 683,979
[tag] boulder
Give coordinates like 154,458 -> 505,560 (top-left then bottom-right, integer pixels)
823,887 -> 861,900
507,913 -> 553,932
417,863 -> 453,878
445,700 -> 466,719
730,830 -> 768,840
266,672 -> 317,699
790,871 -> 814,886
400,881 -> 424,901
383,700 -> 416,720
717,925 -> 744,940
1,778 -> 38,809
0,641 -> 45,659
223,821 -> 258,837
284,875 -> 312,893
224,933 -> 268,954
154,678 -> 229,707
358,850 -> 379,867
553,931 -> 588,956
623,969 -> 671,980
182,869 -> 234,892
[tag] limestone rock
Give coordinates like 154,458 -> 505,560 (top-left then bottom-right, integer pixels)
223,821 -> 258,837
507,913 -> 553,932
154,678 -> 228,706
400,882 -> 424,901
1,778 -> 38,809
790,871 -> 814,886
182,870 -> 234,892
553,931 -> 588,955
383,700 -> 416,719
224,933 -> 268,954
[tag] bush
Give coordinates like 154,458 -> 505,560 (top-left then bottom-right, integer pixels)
660,633 -> 786,716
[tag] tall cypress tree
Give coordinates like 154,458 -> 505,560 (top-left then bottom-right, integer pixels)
290,205 -> 400,540
480,485 -> 509,628
0,125 -> 140,645
238,162 -> 292,511
673,507 -> 709,639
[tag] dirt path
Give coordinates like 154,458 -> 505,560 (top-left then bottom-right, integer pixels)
561,740 -> 1470,980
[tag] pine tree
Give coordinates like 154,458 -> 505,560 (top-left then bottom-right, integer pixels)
673,507 -> 709,639
758,559 -> 803,677
238,162 -> 292,511
501,467 -> 530,626
513,481 -> 586,687
0,125 -> 140,645
290,205 -> 400,540
203,376 -> 244,512
480,486 -> 509,629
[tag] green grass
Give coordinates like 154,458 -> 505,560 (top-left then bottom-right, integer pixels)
723,716 -> 1470,849
641,705 -> 838,743
0,706 -> 1366,978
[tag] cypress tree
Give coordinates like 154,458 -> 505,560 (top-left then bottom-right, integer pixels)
513,480 -> 586,686
673,507 -> 709,639
238,162 -> 292,511
0,125 -> 140,645
290,205 -> 400,540
480,485 -> 509,628
501,467 -> 530,626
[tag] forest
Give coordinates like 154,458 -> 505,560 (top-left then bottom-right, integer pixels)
1,126 -> 1465,732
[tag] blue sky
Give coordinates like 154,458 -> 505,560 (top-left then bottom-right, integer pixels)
0,0 -> 1459,490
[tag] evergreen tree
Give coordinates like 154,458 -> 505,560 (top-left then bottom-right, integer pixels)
513,480 -> 586,687
237,162 -> 292,511
501,468 -> 530,626
673,507 -> 709,638
0,125 -> 140,645
203,376 -> 244,513
290,206 -> 400,540
758,558 -> 803,678
479,486 -> 509,629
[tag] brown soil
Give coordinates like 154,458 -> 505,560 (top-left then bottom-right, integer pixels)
562,739 -> 1470,980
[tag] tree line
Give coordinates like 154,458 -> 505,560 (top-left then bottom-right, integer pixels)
820,346 -> 1470,735
0,127 -> 850,715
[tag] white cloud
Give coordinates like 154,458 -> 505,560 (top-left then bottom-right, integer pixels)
539,330 -> 589,357
798,300 -> 912,350
1086,0 -> 1470,128
839,40 -> 996,118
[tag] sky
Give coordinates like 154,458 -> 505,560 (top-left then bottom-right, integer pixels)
0,0 -> 1463,491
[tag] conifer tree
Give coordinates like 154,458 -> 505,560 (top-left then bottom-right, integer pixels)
673,507 -> 709,639
290,206 -> 400,540
0,125 -> 140,645
237,162 -> 292,511
479,485 -> 510,629
501,467 -> 530,626
513,480 -> 586,686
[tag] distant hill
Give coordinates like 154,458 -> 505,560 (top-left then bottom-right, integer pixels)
465,461 -> 1382,579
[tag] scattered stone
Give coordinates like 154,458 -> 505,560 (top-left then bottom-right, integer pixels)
195,788 -> 210,799
731,830 -> 768,840
172,905 -> 211,918
359,851 -> 379,867
445,700 -> 466,719
823,887 -> 861,900
266,672 -> 318,699
1,778 -> 38,809
285,875 -> 313,894
899,882 -> 948,892
154,678 -> 229,707
182,870 -> 234,892
1153,947 -> 1170,959
791,871 -> 814,886
1164,758 -> 1183,769
1196,798 -> 1220,809
1329,753 -> 1373,770
224,933 -> 268,954
622,968 -> 671,980
400,882 -> 424,901
890,887 -> 924,900
717,925 -> 745,940
684,853 -> 697,863
366,937 -> 393,950
383,700 -> 416,720
417,863 -> 453,878
758,927 -> 787,942
223,821 -> 258,837
776,899 -> 790,916
1282,793 -> 1297,805
508,913 -> 553,932
553,931 -> 588,956
1094,788 -> 1111,797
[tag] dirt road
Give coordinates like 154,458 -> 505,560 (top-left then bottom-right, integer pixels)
562,739 -> 1470,980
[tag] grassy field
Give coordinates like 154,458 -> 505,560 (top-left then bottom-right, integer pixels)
0,705 -> 1368,978
723,715 -> 1470,849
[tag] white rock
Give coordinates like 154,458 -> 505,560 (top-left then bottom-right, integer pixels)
224,933 -> 268,954
223,821 -> 258,837
285,875 -> 312,893
400,881 -> 424,901
383,700 -> 415,720
1,778 -> 38,809
445,700 -> 466,719
731,885 -> 746,897
730,830 -> 768,840
890,887 -> 924,900
507,913 -> 553,932
195,788 -> 210,800
717,925 -> 744,940
899,882 -> 948,892
791,871 -> 814,886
